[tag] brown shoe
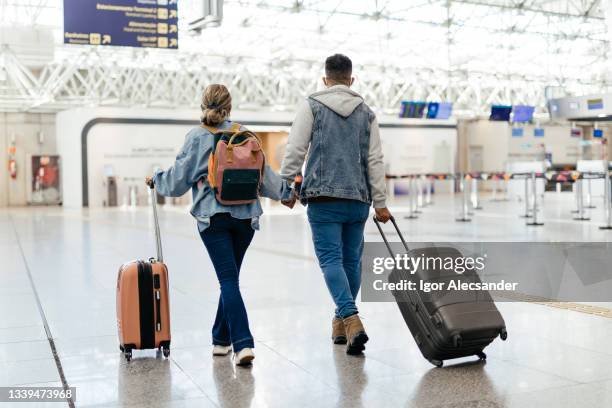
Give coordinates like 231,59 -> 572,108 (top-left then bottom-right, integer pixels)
343,314 -> 369,355
332,317 -> 347,344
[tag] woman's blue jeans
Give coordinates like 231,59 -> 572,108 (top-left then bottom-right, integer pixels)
307,200 -> 370,319
199,213 -> 255,352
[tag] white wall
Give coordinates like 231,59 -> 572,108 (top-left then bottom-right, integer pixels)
0,113 -> 56,207
88,122 -> 193,208
56,107 -> 296,208
460,119 -> 581,196
377,117 -> 458,176
376,116 -> 458,196
463,120 -> 510,172
507,124 -> 579,165
56,107 -> 198,208
463,120 -> 579,172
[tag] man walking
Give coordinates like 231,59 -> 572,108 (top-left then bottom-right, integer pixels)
280,54 -> 391,355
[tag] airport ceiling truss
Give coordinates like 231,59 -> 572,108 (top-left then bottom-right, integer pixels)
1,0 -> 611,114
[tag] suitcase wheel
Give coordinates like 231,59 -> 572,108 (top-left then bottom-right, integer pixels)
429,359 -> 443,368
476,351 -> 487,361
162,347 -> 170,358
124,349 -> 132,362
500,328 -> 508,341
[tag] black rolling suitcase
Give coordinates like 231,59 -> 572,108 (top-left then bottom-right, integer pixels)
373,216 -> 507,367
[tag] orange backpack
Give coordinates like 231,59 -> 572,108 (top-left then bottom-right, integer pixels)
200,123 -> 265,205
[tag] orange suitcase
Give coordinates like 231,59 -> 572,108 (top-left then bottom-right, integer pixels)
116,186 -> 171,362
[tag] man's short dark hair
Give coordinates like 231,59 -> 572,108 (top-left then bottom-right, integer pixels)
325,54 -> 352,82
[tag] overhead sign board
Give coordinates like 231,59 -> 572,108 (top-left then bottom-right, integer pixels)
548,93 -> 612,120
63,0 -> 178,49
587,98 -> 604,110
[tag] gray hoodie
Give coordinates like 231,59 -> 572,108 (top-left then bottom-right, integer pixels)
280,85 -> 387,208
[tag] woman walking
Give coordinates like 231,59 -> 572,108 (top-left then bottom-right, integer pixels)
147,84 -> 292,366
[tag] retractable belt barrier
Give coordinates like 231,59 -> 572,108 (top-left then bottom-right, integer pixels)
386,170 -> 611,182
386,169 -> 612,229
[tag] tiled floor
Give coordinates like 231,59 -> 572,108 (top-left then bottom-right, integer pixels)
2,191 -> 612,407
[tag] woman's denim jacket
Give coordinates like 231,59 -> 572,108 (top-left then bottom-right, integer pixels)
153,120 -> 292,231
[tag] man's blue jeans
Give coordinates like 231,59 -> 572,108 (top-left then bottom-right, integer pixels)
199,213 -> 255,352
307,200 -> 370,319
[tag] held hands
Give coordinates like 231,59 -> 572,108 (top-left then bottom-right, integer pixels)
145,176 -> 154,189
281,176 -> 301,209
281,189 -> 298,209
375,207 -> 392,223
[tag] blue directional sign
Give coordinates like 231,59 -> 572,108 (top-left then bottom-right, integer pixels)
511,127 -> 524,137
63,0 -> 178,49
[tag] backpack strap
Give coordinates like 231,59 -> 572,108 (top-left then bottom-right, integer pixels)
201,122 -> 241,134
201,124 -> 221,134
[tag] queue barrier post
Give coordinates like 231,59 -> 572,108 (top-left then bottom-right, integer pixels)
405,175 -> 419,220
502,176 -> 510,201
520,175 -> 532,218
456,173 -> 471,222
571,179 -> 580,214
491,176 -> 508,202
387,177 -> 396,201
471,176 -> 483,210
574,176 -> 590,221
600,167 -> 612,230
466,176 -> 474,215
414,176 -> 423,213
425,176 -> 433,206
526,172 -> 544,226
586,176 -> 596,209
394,169 -> 612,227
491,177 -> 499,202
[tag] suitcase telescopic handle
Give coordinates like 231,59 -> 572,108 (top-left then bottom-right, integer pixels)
372,215 -> 410,256
149,184 -> 163,263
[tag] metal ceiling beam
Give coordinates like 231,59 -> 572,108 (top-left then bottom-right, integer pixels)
1,48 -> 611,113
233,0 -> 607,43
1,0 -> 610,113
450,0 -> 604,19
584,0 -> 602,16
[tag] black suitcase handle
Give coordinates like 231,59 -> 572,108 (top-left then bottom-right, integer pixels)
372,215 -> 410,256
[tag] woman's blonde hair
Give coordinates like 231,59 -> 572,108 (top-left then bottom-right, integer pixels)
200,84 -> 232,126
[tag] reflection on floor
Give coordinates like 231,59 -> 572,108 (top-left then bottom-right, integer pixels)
2,192 -> 612,407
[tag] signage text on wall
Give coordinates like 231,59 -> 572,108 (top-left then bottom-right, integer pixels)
63,0 -> 178,49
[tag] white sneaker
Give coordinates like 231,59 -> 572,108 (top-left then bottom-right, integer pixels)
212,345 -> 232,356
234,348 -> 255,366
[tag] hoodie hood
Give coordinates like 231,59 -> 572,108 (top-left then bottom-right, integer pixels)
310,85 -> 364,118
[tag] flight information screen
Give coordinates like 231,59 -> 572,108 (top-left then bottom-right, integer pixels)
490,105 -> 512,121
512,105 -> 534,123
400,101 -> 427,118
